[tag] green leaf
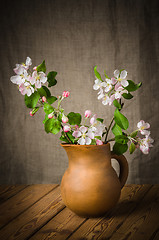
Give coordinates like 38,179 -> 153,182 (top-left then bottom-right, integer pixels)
122,92 -> 133,99
115,135 -> 129,144
130,130 -> 138,138
114,109 -> 129,130
113,99 -> 121,109
129,142 -> 136,154
42,86 -> 51,97
43,114 -> 49,124
104,70 -> 109,79
67,131 -> 75,143
37,87 -> 47,97
45,118 -> 61,134
59,132 -> 70,143
113,142 -> 128,155
94,66 -> 102,81
96,118 -> 104,123
47,71 -> 57,87
43,103 -> 54,114
95,136 -> 101,140
47,96 -> 57,104
24,91 -> 40,108
37,60 -> 46,73
91,139 -> 96,145
125,80 -> 142,92
112,124 -> 122,136
67,112 -> 82,125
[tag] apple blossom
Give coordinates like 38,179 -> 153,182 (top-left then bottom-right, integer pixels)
93,79 -> 107,90
137,120 -> 150,136
104,79 -> 113,92
96,139 -> 103,145
30,71 -> 47,89
42,96 -> 47,103
62,115 -> 69,123
72,126 -> 94,145
90,115 -> 105,137
19,82 -> 34,96
114,69 -> 129,87
62,91 -> 70,98
13,57 -> 32,74
85,110 -> 92,118
114,83 -> 128,100
63,125 -> 71,132
33,66 -> 37,71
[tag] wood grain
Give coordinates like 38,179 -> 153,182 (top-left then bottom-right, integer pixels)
30,207 -> 87,240
108,184 -> 159,240
68,184 -> 152,239
0,185 -> 28,204
0,186 -> 65,240
0,184 -> 57,229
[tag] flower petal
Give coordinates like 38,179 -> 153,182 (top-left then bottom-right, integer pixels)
78,137 -> 85,145
79,126 -> 87,134
121,79 -> 129,87
120,70 -> 127,79
85,137 -> 91,145
72,131 -> 81,138
114,69 -> 119,78
87,129 -> 94,139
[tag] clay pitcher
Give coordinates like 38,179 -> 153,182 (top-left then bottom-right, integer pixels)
60,143 -> 128,217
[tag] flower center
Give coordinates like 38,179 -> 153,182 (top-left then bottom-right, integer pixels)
118,78 -> 122,81
82,133 -> 86,138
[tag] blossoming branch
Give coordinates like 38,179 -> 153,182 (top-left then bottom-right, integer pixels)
10,57 -> 154,155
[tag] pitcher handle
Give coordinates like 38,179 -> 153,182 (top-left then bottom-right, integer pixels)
111,152 -> 129,189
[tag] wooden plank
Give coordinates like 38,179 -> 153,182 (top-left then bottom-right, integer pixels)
0,185 -> 28,204
68,184 -> 152,239
0,186 -> 65,240
0,184 -> 58,229
108,184 -> 159,240
29,207 -> 87,240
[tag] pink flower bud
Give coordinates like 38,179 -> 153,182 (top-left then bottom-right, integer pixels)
29,111 -> 34,116
33,66 -> 37,71
42,96 -> 47,103
48,113 -> 54,119
63,125 -> 71,132
62,115 -> 68,123
62,91 -> 70,98
75,125 -> 79,130
85,110 -> 92,118
96,139 -> 103,145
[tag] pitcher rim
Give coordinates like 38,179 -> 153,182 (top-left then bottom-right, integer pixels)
60,142 -> 110,147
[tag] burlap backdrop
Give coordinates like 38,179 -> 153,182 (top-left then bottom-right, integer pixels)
0,0 -> 158,184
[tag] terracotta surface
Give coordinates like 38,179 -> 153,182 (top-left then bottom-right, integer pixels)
60,143 -> 129,217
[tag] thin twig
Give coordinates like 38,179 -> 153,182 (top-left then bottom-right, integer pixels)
104,116 -> 114,143
61,125 -> 72,144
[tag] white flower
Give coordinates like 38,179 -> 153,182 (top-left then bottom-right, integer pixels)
114,69 -> 129,87
30,71 -> 47,89
13,57 -> 32,75
102,94 -> 115,106
19,82 -> 34,96
137,120 -> 150,136
139,135 -> 154,154
93,79 -> 107,90
98,88 -> 105,100
72,126 -> 94,145
90,115 -> 105,137
10,69 -> 28,85
104,79 -> 113,92
114,83 -> 128,99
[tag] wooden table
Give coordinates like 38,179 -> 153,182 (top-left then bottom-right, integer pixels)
0,184 -> 158,240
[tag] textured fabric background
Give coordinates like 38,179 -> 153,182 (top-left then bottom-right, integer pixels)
0,0 -> 158,184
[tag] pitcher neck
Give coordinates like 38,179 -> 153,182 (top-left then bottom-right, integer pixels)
61,143 -> 112,167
